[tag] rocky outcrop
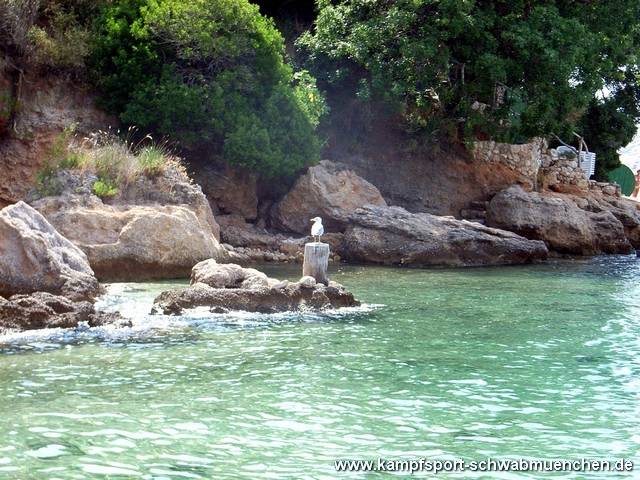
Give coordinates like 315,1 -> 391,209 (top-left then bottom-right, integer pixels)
341,205 -> 548,266
486,186 -> 634,255
273,160 -> 387,234
114,162 -> 221,241
152,259 -> 359,315
557,191 -> 640,249
28,164 -> 227,281
33,194 -> 227,281
0,292 -> 129,335
0,201 -> 101,300
192,163 -> 258,221
0,61 -> 114,207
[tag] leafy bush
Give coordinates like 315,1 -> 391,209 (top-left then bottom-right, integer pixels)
27,9 -> 90,71
0,0 -> 39,58
90,0 -> 326,177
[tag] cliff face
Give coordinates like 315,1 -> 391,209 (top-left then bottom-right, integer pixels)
0,58 -> 113,207
322,118 -> 536,217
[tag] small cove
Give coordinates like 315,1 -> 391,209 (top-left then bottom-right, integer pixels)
1,257 -> 639,478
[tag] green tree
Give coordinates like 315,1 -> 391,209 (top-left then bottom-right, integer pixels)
90,0 -> 326,177
298,0 -> 640,172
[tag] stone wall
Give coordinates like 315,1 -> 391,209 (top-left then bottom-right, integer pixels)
539,149 -> 590,193
471,138 -> 545,187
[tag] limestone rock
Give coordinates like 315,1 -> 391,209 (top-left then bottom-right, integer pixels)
299,276 -> 317,288
152,261 -> 359,315
341,204 -> 548,266
32,195 -> 227,281
0,67 -> 114,207
0,202 -> 101,300
191,259 -> 268,289
193,164 -> 258,221
486,186 -> 633,255
0,291 -> 129,335
273,160 -> 387,234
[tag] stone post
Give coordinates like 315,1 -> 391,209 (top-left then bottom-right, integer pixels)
303,242 -> 329,285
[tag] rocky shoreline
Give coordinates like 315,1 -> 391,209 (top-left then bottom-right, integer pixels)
1,138 -> 639,335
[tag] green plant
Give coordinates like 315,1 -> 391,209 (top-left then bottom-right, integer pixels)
92,178 -> 119,197
90,0 -> 326,177
35,162 -> 64,197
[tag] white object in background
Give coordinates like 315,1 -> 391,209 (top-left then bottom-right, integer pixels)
578,151 -> 596,179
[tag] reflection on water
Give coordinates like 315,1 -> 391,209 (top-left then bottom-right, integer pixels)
1,257 -> 639,479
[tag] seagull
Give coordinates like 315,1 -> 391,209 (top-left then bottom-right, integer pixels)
310,217 -> 324,243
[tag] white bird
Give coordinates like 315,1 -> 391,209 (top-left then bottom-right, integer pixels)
310,216 -> 324,243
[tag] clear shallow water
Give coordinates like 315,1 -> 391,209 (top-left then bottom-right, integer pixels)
1,258 -> 640,479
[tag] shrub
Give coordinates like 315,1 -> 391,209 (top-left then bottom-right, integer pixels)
90,0 -> 326,177
0,0 -> 40,57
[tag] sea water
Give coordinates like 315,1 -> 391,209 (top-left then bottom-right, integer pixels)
0,258 -> 639,478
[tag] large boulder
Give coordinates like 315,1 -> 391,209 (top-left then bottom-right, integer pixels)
32,195 -> 228,281
0,202 -> 101,300
152,259 -> 359,314
273,160 -> 387,234
0,291 -> 129,335
341,205 -> 548,266
486,186 -> 633,255
581,195 -> 640,249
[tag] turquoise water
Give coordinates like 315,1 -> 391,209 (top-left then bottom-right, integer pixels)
1,258 -> 640,479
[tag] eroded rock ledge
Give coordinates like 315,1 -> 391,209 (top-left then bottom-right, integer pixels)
341,205 -> 549,267
0,292 -> 129,335
152,259 -> 359,315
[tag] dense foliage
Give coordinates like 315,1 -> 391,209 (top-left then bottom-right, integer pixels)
90,0 -> 326,177
298,0 -> 640,173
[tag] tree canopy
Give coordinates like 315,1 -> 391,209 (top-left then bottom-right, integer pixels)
298,0 -> 640,175
90,0 -> 327,177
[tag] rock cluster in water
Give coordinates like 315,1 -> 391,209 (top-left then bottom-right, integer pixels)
0,292 -> 129,335
152,259 -> 359,315
0,201 -> 101,301
0,201 -> 127,334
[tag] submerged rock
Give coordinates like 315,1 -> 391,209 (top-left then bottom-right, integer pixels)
341,204 -> 548,267
152,259 -> 359,315
486,186 -> 634,255
273,160 -> 387,234
0,201 -> 101,300
0,291 -> 129,335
